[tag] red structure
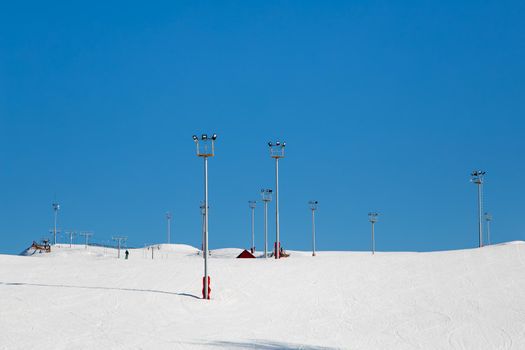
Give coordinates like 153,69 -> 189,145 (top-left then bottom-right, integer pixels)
237,249 -> 256,259
202,276 -> 211,299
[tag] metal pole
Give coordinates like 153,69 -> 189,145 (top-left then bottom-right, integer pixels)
372,222 -> 375,255
53,210 -> 57,245
204,156 -> 209,299
477,182 -> 483,248
251,206 -> 255,253
201,205 -> 205,255
275,157 -> 280,259
487,219 -> 491,245
118,240 -> 121,259
264,200 -> 268,258
312,208 -> 316,256
167,214 -> 171,244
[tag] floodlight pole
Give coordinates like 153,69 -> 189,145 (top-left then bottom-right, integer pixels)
166,212 -> 172,244
193,133 -> 216,300
275,158 -> 280,258
471,170 -> 486,248
261,189 -> 272,259
269,141 -> 285,259
52,202 -> 60,245
309,201 -> 318,256
200,202 -> 206,255
368,213 -> 379,255
249,201 -> 256,253
485,212 -> 493,245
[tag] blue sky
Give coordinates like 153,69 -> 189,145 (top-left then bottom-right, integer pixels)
1,1 -> 524,254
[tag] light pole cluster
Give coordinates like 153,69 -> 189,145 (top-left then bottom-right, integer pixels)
261,189 -> 272,258
309,201 -> 318,256
470,170 -> 486,248
193,133 -> 217,300
268,141 -> 286,259
368,212 -> 379,255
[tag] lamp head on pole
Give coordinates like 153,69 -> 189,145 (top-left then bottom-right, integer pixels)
268,140 -> 286,158
261,189 -> 273,202
470,170 -> 486,184
308,200 -> 318,210
193,133 -> 217,157
368,212 -> 379,223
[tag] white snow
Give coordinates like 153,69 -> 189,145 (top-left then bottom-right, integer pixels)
2,242 -> 525,349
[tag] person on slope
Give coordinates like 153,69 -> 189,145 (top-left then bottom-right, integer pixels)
125,250 -> 129,260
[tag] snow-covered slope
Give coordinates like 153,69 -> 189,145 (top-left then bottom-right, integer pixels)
2,242 -> 525,349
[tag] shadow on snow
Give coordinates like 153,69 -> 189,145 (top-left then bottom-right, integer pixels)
0,281 -> 200,299
194,340 -> 338,350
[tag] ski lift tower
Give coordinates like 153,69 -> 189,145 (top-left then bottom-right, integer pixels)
368,212 -> 379,255
260,189 -> 272,258
193,133 -> 217,300
309,201 -> 318,256
471,170 -> 486,248
268,140 -> 285,259
79,231 -> 94,249
112,236 -> 128,259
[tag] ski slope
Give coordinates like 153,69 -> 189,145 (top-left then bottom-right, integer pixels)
1,242 -> 525,349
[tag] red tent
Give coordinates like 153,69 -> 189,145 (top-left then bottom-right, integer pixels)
237,249 -> 256,259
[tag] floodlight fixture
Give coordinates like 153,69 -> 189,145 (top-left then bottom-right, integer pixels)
470,170 -> 486,248
193,132 -> 216,157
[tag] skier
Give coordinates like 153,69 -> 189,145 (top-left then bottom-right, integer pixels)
125,250 -> 129,260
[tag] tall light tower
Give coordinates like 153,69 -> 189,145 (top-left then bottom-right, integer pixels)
166,211 -> 172,244
260,189 -> 272,258
52,202 -> 60,245
485,212 -> 493,245
193,133 -> 217,300
471,170 -> 486,248
309,201 -> 318,256
268,140 -> 285,259
368,212 -> 379,255
248,200 -> 257,253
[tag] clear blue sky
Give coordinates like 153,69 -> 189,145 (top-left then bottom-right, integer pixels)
1,1 -> 524,254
